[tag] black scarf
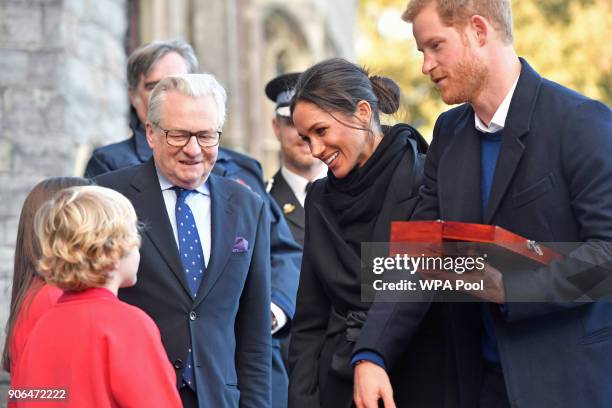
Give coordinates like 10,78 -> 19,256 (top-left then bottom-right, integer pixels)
323,123 -> 415,254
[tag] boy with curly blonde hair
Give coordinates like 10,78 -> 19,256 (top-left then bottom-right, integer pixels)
10,186 -> 181,407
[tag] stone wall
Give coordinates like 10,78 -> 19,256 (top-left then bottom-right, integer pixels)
0,0 -> 129,395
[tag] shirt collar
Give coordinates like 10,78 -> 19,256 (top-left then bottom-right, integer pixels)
281,166 -> 311,195
474,75 -> 520,133
155,164 -> 210,196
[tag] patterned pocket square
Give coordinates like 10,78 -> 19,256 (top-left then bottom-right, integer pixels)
232,236 -> 249,253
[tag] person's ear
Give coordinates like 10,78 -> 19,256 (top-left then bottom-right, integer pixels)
470,15 -> 489,47
272,117 -> 281,142
129,89 -> 142,110
104,261 -> 119,280
145,122 -> 156,148
355,100 -> 372,127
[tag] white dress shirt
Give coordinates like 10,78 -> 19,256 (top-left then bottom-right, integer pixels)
156,168 -> 212,267
281,166 -> 327,207
474,75 -> 520,133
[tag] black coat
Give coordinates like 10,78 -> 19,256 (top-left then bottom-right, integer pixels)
288,128 -> 449,408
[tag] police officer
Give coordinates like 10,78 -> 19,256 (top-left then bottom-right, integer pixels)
265,73 -> 327,246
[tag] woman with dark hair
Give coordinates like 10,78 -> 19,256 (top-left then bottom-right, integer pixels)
3,177 -> 92,373
287,58 -> 447,408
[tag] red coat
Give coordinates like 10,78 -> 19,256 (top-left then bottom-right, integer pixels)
11,288 -> 181,407
10,282 -> 62,372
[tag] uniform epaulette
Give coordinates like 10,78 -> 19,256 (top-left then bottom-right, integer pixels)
265,177 -> 274,193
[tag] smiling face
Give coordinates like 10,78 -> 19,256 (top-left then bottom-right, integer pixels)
413,2 -> 488,105
292,101 -> 378,179
146,90 -> 219,189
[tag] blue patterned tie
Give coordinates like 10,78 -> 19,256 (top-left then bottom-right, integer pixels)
174,187 -> 206,390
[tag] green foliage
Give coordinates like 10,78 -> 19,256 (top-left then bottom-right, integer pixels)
357,0 -> 612,140
535,0 -> 595,24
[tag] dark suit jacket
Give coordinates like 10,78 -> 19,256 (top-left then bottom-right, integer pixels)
356,59 -> 612,408
95,160 -> 272,407
213,150 -> 298,408
269,170 -> 305,246
213,149 -> 301,327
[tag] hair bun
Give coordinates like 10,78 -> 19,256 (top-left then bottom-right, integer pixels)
370,75 -> 401,114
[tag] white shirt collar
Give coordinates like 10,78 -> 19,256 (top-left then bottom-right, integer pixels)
474,75 -> 520,133
155,165 -> 210,196
280,166 -> 326,207
281,166 -> 310,196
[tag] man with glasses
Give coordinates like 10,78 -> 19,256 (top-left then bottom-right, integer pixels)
87,40 -> 301,407
96,73 -> 272,407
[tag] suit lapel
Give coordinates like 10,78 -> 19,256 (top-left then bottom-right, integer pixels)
130,160 -> 191,296
439,108 -> 483,223
194,174 -> 236,307
484,59 -> 542,224
272,172 -> 305,230
483,132 -> 525,224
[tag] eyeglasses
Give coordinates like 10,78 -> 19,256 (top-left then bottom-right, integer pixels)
153,122 -> 222,148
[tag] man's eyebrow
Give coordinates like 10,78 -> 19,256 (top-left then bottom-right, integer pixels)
419,36 -> 444,51
144,80 -> 160,88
